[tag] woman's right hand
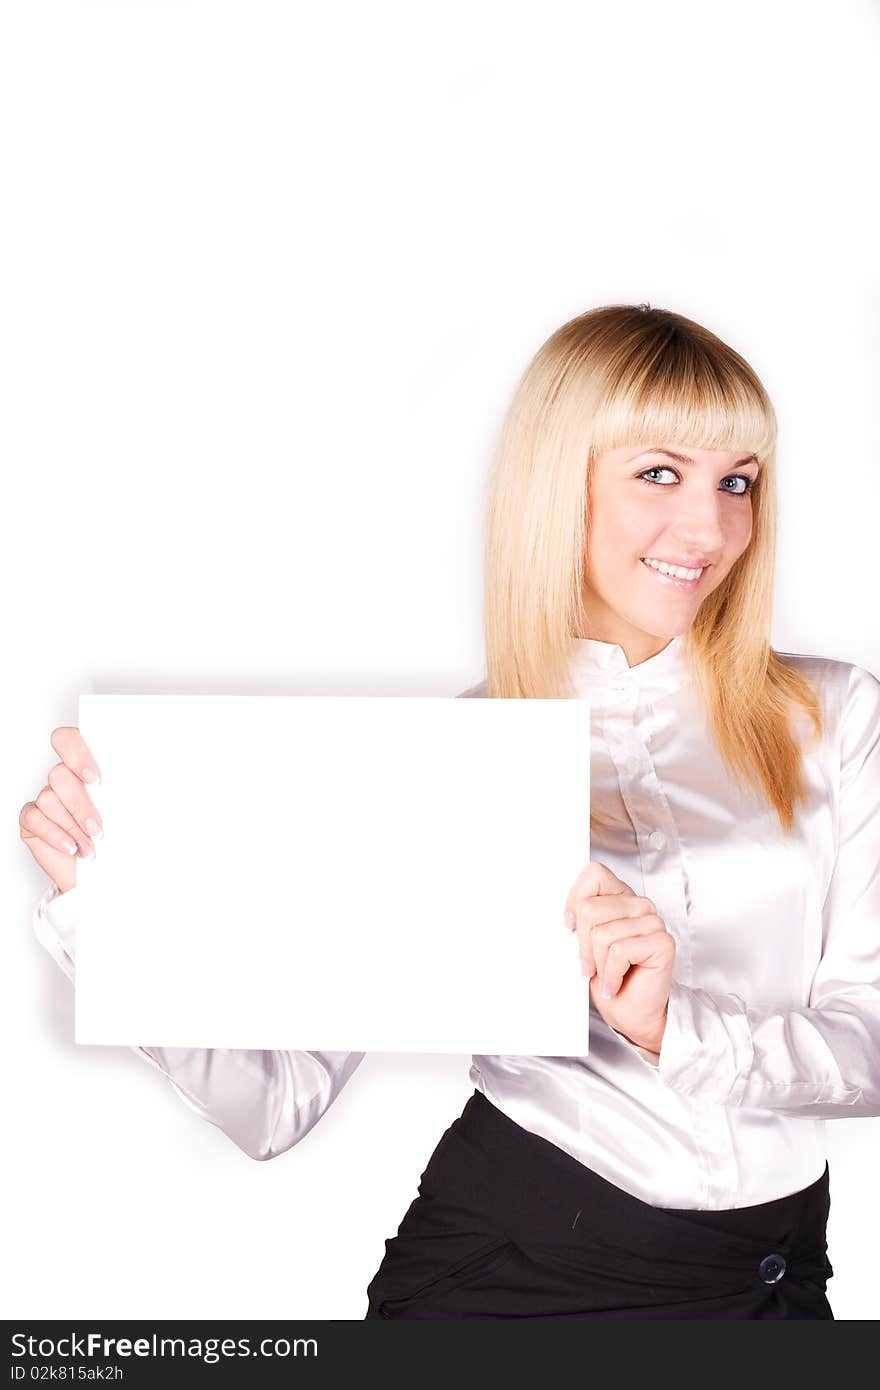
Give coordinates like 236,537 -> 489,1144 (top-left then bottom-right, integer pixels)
20,727 -> 104,894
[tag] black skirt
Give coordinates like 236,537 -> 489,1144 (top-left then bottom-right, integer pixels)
364,1089 -> 834,1320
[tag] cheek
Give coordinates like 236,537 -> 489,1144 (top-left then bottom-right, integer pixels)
724,506 -> 754,555
590,493 -> 653,558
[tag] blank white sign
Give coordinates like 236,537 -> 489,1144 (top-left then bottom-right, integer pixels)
74,694 -> 592,1054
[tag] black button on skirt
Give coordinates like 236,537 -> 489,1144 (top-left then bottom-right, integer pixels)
364,1089 -> 834,1320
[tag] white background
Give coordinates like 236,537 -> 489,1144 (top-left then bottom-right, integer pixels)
4,0 -> 879,1320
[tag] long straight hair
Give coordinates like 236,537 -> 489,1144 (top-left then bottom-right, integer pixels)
482,303 -> 822,836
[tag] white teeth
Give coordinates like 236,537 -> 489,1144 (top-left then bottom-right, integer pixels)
642,557 -> 705,581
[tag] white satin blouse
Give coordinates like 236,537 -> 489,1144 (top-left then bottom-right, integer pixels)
32,634 -> 880,1209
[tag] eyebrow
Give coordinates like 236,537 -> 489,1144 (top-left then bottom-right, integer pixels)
634,448 -> 759,469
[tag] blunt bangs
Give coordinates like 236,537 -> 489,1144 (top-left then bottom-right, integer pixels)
585,330 -> 777,465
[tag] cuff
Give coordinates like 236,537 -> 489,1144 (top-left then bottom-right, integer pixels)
610,1026 -> 661,1068
656,979 -> 754,1103
32,882 -> 79,980
42,882 -> 81,932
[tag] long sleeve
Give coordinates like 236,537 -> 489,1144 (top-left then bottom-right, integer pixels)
651,663 -> 880,1116
32,882 -> 365,1159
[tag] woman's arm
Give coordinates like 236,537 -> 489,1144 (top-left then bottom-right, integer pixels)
32,882 -> 366,1159
619,663 -> 880,1117
32,679 -> 483,1149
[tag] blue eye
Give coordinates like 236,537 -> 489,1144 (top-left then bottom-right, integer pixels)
722,475 -> 757,496
637,466 -> 756,496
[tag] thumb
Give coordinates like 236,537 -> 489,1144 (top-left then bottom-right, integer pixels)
564,858 -> 632,917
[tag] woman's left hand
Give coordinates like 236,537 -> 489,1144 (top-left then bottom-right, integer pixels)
563,860 -> 675,1054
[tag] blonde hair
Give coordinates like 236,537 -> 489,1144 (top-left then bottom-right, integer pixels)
482,303 -> 822,836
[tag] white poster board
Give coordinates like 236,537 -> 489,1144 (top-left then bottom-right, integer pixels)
74,694 -> 592,1054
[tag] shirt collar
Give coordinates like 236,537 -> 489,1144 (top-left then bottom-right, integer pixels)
567,633 -> 690,704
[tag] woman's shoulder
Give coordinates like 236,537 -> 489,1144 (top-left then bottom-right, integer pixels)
775,648 -> 880,747
456,679 -> 489,698
775,647 -> 852,678
775,647 -> 878,693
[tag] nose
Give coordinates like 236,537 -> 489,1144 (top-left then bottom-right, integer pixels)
668,485 -> 730,557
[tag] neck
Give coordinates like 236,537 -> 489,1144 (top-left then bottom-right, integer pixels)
575,630 -> 678,669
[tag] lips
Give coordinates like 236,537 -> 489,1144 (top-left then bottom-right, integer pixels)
640,557 -> 708,591
640,556 -> 712,570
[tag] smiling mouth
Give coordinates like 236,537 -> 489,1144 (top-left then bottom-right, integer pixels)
639,557 -> 709,591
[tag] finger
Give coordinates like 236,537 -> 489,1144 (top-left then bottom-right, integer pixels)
45,763 -> 103,842
597,928 -> 675,997
32,786 -> 96,854
564,859 -> 641,970
577,946 -> 597,980
563,859 -> 632,922
20,799 -> 83,857
50,726 -> 102,785
588,906 -> 662,982
32,789 -> 96,850
573,894 -> 657,975
575,892 -> 657,935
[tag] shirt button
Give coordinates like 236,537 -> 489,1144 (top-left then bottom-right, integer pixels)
758,1253 -> 787,1284
648,830 -> 667,851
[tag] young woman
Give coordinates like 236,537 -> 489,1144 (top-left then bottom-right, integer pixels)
24,304 -> 880,1320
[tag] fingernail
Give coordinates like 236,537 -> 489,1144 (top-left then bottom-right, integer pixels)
563,910 -> 576,931
599,977 -> 612,999
82,768 -> 101,784
85,818 -> 102,838
580,957 -> 590,976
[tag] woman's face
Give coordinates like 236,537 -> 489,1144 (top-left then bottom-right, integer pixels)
582,443 -> 760,656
